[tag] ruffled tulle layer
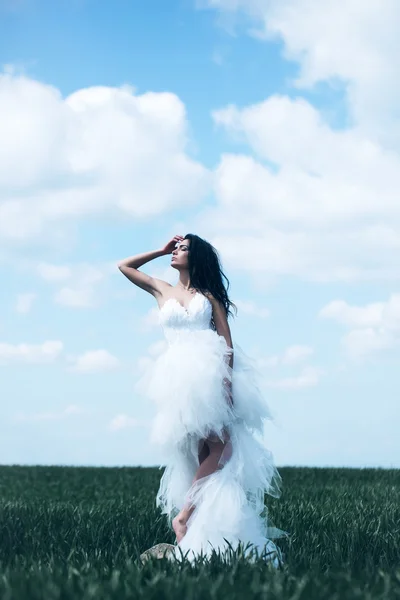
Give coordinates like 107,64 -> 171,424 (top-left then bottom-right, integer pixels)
159,419 -> 288,564
135,329 -> 274,450
135,328 -> 288,564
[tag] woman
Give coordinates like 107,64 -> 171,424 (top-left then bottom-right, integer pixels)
118,233 -> 287,564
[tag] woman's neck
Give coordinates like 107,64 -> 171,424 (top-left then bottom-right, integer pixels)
177,272 -> 192,290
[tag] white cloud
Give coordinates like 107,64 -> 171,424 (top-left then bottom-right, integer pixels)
266,366 -> 321,390
212,96 -> 400,194
37,263 -> 72,282
320,293 -> 400,360
235,299 -> 270,319
37,261 -> 111,308
54,287 -> 97,308
68,349 -> 120,373
281,344 -> 313,365
15,292 -> 36,314
319,299 -> 386,328
191,1 -> 400,284
257,354 -> 280,368
201,0 -> 400,144
0,340 -> 63,365
0,71 -> 210,247
109,414 -> 149,432
255,344 -> 319,389
203,95 -> 400,283
257,344 -> 314,369
13,404 -> 86,422
140,306 -> 160,331
343,328 -> 395,361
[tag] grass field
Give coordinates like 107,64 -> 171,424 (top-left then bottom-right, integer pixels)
0,465 -> 399,599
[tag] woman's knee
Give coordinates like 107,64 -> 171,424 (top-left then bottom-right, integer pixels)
207,435 -> 231,457
207,426 -> 230,445
199,434 -> 233,470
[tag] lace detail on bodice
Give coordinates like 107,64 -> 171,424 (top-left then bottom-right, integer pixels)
158,292 -> 213,342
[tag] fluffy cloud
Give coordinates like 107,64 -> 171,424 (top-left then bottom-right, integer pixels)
36,263 -> 73,282
202,94 -> 400,282
201,0 -> 400,143
68,349 -> 120,373
281,344 -> 314,365
0,340 -> 63,364
140,306 -> 161,331
13,404 -> 86,422
257,344 -> 314,368
194,1 -> 400,283
255,344 -> 319,389
15,292 -> 36,314
109,414 -> 149,432
0,70 -> 210,246
37,261 -> 113,308
265,365 -> 321,390
235,299 -> 270,319
320,293 -> 400,360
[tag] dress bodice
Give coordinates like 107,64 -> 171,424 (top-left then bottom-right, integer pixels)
158,292 -> 213,343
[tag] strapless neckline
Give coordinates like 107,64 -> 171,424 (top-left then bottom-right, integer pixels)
160,292 -> 210,314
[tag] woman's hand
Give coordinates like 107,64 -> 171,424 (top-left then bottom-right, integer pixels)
160,235 -> 184,256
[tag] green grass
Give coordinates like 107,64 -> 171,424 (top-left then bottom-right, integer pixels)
0,466 -> 399,599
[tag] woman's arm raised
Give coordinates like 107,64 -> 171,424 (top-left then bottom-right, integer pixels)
117,235 -> 184,297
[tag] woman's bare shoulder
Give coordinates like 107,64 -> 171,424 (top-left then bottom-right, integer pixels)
203,290 -> 215,302
203,291 -> 224,310
154,281 -> 175,301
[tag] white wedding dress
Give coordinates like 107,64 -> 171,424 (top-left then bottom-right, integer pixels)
135,291 -> 287,565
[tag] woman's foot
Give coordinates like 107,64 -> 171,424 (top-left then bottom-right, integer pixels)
172,515 -> 187,543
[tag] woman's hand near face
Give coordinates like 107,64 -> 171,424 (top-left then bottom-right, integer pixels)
160,235 -> 184,255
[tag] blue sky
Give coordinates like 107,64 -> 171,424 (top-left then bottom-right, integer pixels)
1,0 -> 399,468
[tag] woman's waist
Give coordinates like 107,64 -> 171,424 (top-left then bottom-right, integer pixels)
162,326 -> 225,346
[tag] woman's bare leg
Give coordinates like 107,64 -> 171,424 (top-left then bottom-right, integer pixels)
172,430 -> 233,542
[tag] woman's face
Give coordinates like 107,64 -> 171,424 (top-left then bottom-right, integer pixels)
171,239 -> 190,270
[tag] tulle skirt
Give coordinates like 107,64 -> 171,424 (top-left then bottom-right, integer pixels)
135,328 -> 288,564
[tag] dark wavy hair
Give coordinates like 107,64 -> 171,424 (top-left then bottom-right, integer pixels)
184,233 -> 237,329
